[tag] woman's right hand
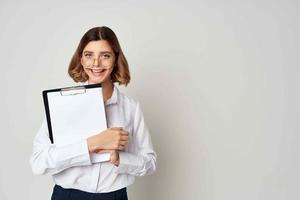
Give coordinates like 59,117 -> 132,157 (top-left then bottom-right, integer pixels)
87,127 -> 129,153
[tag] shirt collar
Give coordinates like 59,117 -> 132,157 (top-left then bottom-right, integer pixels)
81,81 -> 119,106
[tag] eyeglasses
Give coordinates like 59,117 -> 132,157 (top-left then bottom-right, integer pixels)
81,52 -> 114,69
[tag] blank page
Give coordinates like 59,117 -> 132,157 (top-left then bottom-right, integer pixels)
46,86 -> 110,163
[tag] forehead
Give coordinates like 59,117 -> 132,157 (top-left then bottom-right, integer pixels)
83,40 -> 113,53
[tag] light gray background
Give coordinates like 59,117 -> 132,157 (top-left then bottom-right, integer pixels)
0,0 -> 299,199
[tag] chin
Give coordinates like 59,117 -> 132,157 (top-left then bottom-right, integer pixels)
88,75 -> 111,85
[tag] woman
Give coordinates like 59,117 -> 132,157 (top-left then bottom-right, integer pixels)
30,26 -> 157,200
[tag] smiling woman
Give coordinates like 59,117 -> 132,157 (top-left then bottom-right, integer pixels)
68,26 -> 130,86
81,40 -> 116,83
30,26 -> 157,200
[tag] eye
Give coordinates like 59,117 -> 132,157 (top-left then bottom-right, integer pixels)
103,54 -> 111,58
84,53 -> 92,58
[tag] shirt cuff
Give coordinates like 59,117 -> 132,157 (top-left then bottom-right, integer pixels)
114,151 -> 142,174
54,139 -> 92,166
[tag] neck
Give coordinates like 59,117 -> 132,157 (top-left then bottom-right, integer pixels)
102,80 -> 113,102
88,79 -> 113,102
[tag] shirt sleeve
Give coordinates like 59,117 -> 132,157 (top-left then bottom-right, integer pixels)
30,118 -> 92,175
114,102 -> 157,176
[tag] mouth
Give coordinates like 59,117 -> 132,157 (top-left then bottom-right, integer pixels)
90,69 -> 106,76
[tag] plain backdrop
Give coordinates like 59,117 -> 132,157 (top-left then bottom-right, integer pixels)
0,0 -> 299,199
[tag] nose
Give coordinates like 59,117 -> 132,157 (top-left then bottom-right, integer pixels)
92,58 -> 101,67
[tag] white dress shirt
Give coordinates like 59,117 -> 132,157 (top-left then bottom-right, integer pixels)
30,82 -> 157,193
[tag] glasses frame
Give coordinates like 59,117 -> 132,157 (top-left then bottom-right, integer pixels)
81,51 -> 116,69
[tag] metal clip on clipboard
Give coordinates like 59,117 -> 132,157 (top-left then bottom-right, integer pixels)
60,86 -> 86,96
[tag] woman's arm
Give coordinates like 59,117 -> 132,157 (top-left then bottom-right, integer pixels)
30,118 -> 129,175
30,118 -> 92,175
114,102 -> 157,176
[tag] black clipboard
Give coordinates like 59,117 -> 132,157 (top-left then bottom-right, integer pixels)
42,83 -> 104,144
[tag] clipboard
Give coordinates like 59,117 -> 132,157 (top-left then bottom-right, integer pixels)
42,83 -> 110,163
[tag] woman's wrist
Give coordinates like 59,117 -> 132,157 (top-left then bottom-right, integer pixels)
110,150 -> 120,166
87,136 -> 99,153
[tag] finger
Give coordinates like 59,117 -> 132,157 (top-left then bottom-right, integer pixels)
110,159 -> 118,165
111,160 -> 118,165
110,156 -> 116,162
111,155 -> 117,163
119,141 -> 128,146
120,135 -> 129,141
120,130 -> 128,135
110,150 -> 115,157
110,151 -> 118,162
111,127 -> 123,131
118,145 -> 125,150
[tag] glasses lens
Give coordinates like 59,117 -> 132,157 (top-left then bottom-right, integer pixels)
82,53 -> 114,69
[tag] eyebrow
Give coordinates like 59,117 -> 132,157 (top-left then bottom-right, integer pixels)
83,50 -> 113,54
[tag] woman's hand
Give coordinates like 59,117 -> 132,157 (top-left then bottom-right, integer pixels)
94,149 -> 120,166
87,127 -> 129,153
110,150 -> 120,166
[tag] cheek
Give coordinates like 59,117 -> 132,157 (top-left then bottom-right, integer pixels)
109,68 -> 115,75
83,68 -> 90,75
105,69 -> 113,78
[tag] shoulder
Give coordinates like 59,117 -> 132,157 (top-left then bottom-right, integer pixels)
115,86 -> 147,125
117,87 -> 140,111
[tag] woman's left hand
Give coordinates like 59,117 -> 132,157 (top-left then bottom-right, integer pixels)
110,150 -> 120,166
95,149 -> 120,166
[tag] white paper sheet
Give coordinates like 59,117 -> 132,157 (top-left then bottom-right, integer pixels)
46,85 -> 110,163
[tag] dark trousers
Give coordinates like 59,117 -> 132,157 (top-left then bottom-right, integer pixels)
51,185 -> 128,200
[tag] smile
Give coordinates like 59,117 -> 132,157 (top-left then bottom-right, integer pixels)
90,69 -> 106,76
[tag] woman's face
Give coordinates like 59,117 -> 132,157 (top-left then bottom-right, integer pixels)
81,40 -> 116,84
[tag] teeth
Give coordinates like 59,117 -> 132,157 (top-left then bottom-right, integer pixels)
92,69 -> 105,73
91,69 -> 105,76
